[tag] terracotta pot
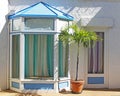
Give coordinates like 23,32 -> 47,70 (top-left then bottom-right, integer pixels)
71,80 -> 84,93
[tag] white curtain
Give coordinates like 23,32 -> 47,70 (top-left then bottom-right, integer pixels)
59,41 -> 68,77
88,32 -> 104,74
12,35 -> 20,78
25,34 -> 54,79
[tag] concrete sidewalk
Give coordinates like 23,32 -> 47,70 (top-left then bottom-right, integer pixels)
0,89 -> 120,96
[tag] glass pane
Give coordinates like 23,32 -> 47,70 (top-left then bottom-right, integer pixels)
12,35 -> 20,78
25,18 -> 54,30
25,34 -> 54,80
59,41 -> 69,77
12,18 -> 21,31
88,32 -> 104,74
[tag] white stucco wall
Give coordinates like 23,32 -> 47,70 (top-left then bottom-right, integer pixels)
8,0 -> 120,89
0,0 -> 8,32
0,0 -> 9,90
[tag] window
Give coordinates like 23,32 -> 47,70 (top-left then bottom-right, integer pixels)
25,18 -> 54,30
88,32 -> 104,74
12,18 -> 21,31
12,35 -> 20,78
25,34 -> 54,79
59,41 -> 69,77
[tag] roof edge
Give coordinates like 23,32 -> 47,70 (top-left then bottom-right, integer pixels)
8,2 -> 74,21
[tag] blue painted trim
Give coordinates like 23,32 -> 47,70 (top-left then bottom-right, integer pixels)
9,14 -> 73,21
24,83 -> 54,90
8,2 -> 74,21
41,2 -> 74,20
12,82 -> 20,89
88,77 -> 104,84
59,82 -> 69,89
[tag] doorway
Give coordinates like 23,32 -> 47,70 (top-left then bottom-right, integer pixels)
85,32 -> 108,88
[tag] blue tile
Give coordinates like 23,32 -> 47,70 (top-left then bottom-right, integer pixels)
24,83 -> 54,90
12,82 -> 20,89
88,77 -> 104,84
59,82 -> 68,89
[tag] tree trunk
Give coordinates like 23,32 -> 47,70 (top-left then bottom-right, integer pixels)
75,42 -> 80,81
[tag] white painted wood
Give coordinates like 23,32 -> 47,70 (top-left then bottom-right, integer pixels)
19,34 -> 25,90
53,34 -> 59,92
9,35 -> 12,89
57,19 -> 69,32
84,27 -> 109,88
19,34 -> 25,81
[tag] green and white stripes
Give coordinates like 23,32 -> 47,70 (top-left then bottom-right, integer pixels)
12,35 -> 20,78
25,34 -> 54,78
59,41 -> 68,77
12,34 -> 69,79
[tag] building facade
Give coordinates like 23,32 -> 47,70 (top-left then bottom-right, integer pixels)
0,0 -> 120,91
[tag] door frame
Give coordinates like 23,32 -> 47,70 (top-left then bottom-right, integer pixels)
84,28 -> 109,88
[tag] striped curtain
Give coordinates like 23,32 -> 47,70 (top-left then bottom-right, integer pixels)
25,34 -> 54,78
12,35 -> 20,78
88,32 -> 104,74
59,41 -> 68,77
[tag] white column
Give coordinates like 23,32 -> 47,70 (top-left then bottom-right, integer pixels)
9,35 -> 12,89
19,33 -> 25,90
68,43 -> 71,90
68,22 -> 71,89
21,17 -> 25,31
54,34 -> 59,92
54,19 -> 59,92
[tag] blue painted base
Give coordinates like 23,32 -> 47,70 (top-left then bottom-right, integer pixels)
12,82 -> 20,89
59,81 -> 69,89
24,83 -> 54,90
11,80 -> 70,92
88,77 -> 104,84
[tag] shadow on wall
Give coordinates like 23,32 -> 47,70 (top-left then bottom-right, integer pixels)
9,0 -> 107,30
0,17 -> 9,90
8,0 -> 104,20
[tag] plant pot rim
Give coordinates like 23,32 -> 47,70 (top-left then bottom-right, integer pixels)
71,80 -> 84,83
71,79 -> 84,81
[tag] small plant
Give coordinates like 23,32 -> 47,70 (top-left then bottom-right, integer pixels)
59,23 -> 100,81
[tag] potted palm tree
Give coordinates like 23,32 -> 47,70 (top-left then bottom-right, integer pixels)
59,23 -> 100,93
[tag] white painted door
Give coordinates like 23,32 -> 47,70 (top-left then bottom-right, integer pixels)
85,32 -> 108,88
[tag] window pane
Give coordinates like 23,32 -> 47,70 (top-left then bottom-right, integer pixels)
25,34 -> 54,80
12,35 -> 20,78
59,41 -> 69,77
12,18 -> 21,31
88,32 -> 104,74
25,18 -> 54,30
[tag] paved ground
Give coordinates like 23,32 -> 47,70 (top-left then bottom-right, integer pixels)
0,89 -> 120,96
